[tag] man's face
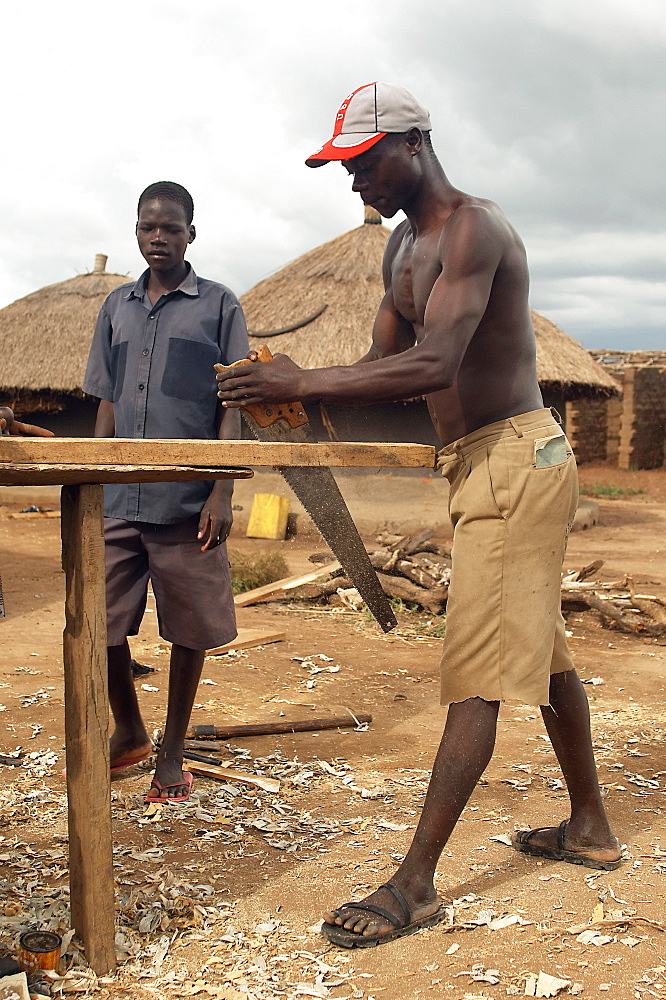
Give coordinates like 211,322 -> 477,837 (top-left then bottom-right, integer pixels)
136,198 -> 194,271
342,135 -> 419,218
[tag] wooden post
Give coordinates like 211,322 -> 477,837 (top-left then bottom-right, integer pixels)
61,484 -> 116,974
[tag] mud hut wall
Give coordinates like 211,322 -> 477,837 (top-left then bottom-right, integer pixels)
565,398 -> 609,464
605,395 -> 623,464
618,366 -> 666,470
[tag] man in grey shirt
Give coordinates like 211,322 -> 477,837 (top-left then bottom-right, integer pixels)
84,181 -> 249,803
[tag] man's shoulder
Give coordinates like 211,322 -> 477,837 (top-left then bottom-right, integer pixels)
102,279 -> 135,305
444,197 -> 512,239
194,274 -> 241,303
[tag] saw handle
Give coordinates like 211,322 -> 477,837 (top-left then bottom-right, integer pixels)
214,345 -> 309,429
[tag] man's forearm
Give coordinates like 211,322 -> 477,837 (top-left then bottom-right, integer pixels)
209,405 -> 241,498
94,400 -> 115,437
297,342 -> 456,405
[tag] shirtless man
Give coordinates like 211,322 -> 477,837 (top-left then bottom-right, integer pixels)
216,82 -> 620,947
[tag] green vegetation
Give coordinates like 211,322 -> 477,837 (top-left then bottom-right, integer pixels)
580,483 -> 645,498
228,548 -> 289,594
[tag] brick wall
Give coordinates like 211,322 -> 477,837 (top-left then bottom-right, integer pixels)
617,367 -> 666,469
565,398 -> 609,464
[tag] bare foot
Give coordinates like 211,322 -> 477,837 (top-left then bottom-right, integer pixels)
323,878 -> 440,939
109,730 -> 152,770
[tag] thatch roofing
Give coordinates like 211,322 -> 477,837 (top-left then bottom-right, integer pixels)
0,255 -> 129,402
241,210 -> 620,399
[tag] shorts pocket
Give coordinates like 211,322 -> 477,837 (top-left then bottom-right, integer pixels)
533,433 -> 570,469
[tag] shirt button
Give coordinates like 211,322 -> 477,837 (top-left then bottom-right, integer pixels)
138,383 -> 145,390
142,349 -> 149,356
149,314 -> 155,320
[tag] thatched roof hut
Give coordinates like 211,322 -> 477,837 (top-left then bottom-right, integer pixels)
241,209 -> 620,401
0,254 -> 128,413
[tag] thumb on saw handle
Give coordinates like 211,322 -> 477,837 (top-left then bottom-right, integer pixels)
214,344 -> 309,430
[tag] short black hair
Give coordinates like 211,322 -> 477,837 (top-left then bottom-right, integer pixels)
137,182 -> 194,225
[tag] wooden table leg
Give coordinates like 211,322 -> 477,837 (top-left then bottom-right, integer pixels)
61,484 -> 116,974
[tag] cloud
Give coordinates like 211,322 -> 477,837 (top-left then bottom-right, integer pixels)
0,0 -> 663,350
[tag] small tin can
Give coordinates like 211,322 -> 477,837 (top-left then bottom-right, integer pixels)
17,930 -> 61,975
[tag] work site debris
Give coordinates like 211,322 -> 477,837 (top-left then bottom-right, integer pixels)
233,534 -> 666,637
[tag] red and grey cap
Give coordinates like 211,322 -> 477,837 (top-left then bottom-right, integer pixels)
305,82 -> 432,168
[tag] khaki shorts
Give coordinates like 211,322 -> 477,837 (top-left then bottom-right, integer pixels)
436,408 -> 578,707
104,515 -> 237,651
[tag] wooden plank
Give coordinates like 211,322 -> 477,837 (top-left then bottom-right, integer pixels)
233,560 -> 341,606
0,464 -> 253,486
185,761 -> 280,794
0,437 -> 436,469
207,627 -> 286,654
61,484 -> 116,974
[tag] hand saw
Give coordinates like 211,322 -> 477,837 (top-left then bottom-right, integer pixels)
215,346 -> 397,632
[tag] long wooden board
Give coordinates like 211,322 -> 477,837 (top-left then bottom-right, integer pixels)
0,464 -> 253,486
233,560 -> 341,606
0,437 -> 436,469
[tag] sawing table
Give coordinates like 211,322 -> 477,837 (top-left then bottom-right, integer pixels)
0,438 -> 435,973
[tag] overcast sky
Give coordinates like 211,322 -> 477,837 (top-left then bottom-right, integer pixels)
1,0 -> 663,350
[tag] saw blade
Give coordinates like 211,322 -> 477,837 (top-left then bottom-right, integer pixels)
241,412 -> 397,633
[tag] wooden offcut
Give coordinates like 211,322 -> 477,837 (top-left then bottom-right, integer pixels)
185,761 -> 280,793
233,561 -> 341,606
207,627 -> 286,654
61,484 -> 115,974
0,437 -> 436,469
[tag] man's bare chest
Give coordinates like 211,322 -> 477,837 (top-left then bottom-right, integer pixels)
391,234 -> 442,329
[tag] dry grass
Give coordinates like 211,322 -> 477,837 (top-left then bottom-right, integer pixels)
228,548 -> 289,594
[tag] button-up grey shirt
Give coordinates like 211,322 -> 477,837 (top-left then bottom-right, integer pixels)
83,265 -> 249,523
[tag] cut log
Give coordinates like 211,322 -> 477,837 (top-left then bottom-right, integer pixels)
375,571 -> 447,615
402,528 -> 435,555
632,598 -> 666,628
418,540 -> 453,559
396,559 -> 442,589
565,590 -> 666,636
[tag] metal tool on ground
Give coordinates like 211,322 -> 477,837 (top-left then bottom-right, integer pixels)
185,712 -> 372,740
215,345 -> 397,632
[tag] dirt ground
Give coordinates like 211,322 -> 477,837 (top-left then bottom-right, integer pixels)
2,464 -> 666,1000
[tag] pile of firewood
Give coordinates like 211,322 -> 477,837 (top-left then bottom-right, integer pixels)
308,536 -> 666,638
561,560 -> 666,638
310,528 -> 451,615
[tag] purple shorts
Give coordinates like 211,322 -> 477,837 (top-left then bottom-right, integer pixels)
104,515 -> 237,651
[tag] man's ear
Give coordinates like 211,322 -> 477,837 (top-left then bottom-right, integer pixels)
188,225 -> 196,244
406,128 -> 423,155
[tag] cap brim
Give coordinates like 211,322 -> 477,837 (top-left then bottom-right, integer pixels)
305,131 -> 386,168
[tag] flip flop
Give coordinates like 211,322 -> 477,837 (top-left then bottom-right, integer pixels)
144,771 -> 193,805
111,749 -> 153,774
512,820 -> 621,871
62,747 -> 153,778
321,881 -> 447,949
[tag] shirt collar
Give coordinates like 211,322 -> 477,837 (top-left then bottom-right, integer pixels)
126,262 -> 199,301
